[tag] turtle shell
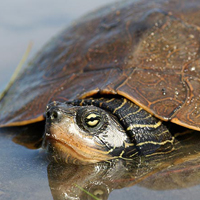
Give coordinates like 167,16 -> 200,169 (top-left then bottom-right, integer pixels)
0,0 -> 200,130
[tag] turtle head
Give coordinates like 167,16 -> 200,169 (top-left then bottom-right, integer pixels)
43,101 -> 131,165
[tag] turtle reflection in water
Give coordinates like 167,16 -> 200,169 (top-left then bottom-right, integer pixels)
1,0 -> 200,165
47,131 -> 200,200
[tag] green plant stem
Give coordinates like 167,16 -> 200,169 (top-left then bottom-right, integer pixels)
0,42 -> 32,101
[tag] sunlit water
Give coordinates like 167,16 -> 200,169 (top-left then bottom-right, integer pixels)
1,0 -> 200,199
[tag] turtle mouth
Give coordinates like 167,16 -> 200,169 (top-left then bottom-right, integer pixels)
44,133 -> 112,165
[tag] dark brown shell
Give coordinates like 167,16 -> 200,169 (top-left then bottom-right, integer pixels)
1,0 -> 200,130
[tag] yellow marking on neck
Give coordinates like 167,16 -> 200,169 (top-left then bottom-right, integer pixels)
106,98 -> 116,103
120,107 -> 142,120
142,114 -> 152,120
105,160 -> 113,164
121,157 -> 133,161
151,146 -> 182,163
107,147 -> 115,154
146,147 -> 175,157
127,120 -> 162,130
124,141 -> 134,148
119,150 -> 125,158
136,136 -> 175,147
127,102 -> 133,110
129,151 -> 138,157
113,98 -> 127,114
155,129 -> 169,137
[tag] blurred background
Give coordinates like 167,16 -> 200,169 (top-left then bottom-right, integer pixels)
0,0 -> 117,92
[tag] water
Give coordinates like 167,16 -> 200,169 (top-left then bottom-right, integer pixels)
0,0 -> 116,92
1,0 -> 200,199
2,125 -> 199,200
0,128 -> 51,199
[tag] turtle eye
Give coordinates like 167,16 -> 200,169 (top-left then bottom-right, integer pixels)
85,113 -> 101,127
76,108 -> 108,134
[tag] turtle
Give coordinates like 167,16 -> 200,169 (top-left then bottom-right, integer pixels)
0,0 -> 200,165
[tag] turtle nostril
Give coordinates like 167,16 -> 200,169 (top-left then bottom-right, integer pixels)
46,109 -> 61,121
51,111 -> 58,119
